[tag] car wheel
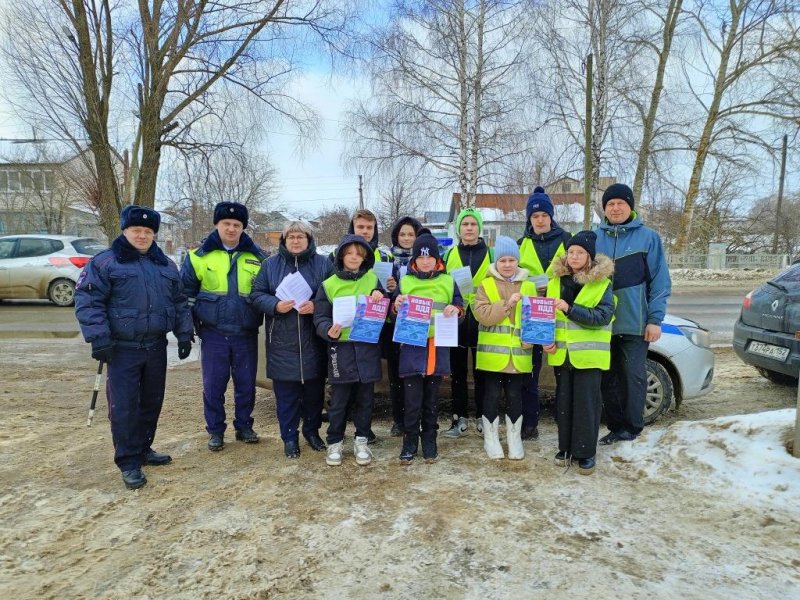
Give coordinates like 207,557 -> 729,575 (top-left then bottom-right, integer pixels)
755,367 -> 798,386
643,358 -> 674,425
48,278 -> 76,307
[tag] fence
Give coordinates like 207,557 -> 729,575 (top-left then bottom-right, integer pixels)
667,253 -> 790,270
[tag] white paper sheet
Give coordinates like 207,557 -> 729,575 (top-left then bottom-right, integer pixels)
434,313 -> 459,347
332,295 -> 357,328
399,265 -> 408,280
450,266 -> 474,296
372,261 -> 393,289
275,272 -> 313,310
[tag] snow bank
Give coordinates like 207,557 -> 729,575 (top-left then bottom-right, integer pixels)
670,267 -> 777,281
610,410 -> 799,513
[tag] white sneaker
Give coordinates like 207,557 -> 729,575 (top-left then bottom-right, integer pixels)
354,436 -> 373,466
443,416 -> 468,438
326,441 -> 343,466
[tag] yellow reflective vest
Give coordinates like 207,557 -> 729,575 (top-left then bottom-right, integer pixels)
519,239 -> 566,277
476,277 -> 537,373
322,272 -> 379,342
445,246 -> 491,309
399,273 -> 454,337
188,249 -> 262,296
546,276 -> 612,370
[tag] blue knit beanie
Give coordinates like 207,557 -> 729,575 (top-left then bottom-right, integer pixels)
526,186 -> 554,221
493,236 -> 520,261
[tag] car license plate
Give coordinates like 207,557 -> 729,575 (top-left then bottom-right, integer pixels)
747,341 -> 790,361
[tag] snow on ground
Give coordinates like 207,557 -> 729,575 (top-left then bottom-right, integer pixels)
612,409 -> 799,513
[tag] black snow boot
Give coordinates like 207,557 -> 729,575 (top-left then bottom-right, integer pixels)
399,433 -> 418,465
421,430 -> 438,463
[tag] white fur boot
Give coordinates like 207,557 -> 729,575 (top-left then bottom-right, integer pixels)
506,415 -> 525,460
482,416 -> 504,459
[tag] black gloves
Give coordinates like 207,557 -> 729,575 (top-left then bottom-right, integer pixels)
91,343 -> 113,363
178,341 -> 192,360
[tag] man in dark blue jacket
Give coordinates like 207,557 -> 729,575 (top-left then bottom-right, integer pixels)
181,202 -> 268,451
595,183 -> 671,444
75,206 -> 194,490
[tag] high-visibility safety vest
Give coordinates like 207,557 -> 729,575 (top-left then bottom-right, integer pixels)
322,272 -> 379,342
399,273 -> 454,337
476,278 -> 537,373
188,249 -> 262,296
519,239 -> 566,277
546,276 -> 612,370
445,246 -> 491,308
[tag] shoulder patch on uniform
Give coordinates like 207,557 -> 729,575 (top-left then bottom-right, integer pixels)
76,269 -> 88,289
245,259 -> 262,266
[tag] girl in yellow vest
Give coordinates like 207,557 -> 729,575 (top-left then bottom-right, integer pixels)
542,231 -> 614,475
313,235 -> 387,467
473,236 -> 536,459
392,230 -> 463,464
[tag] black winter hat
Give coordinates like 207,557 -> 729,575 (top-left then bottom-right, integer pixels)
601,183 -> 635,210
566,230 -> 597,261
120,205 -> 160,233
411,232 -> 441,262
213,202 -> 248,228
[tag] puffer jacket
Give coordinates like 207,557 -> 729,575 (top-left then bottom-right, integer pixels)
313,235 -> 385,384
75,236 -> 194,348
181,230 -> 268,336
472,263 -> 532,374
595,214 -> 671,335
549,253 -> 615,328
250,236 -> 332,382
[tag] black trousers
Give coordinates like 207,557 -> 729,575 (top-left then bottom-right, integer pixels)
601,335 -> 648,435
386,342 -> 404,426
450,345 -> 484,418
482,372 -> 525,423
327,382 -> 374,444
555,364 -> 602,460
403,375 -> 441,435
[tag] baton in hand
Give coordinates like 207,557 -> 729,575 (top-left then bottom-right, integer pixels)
87,360 -> 105,427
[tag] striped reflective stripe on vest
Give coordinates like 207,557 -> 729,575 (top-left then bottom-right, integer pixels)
475,277 -> 536,373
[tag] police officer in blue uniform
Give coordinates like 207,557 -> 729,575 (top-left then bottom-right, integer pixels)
75,205 -> 194,490
181,202 -> 268,451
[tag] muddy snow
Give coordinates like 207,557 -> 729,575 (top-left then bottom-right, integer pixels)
1,333 -> 798,599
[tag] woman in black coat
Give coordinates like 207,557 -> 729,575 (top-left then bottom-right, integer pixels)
250,221 -> 332,458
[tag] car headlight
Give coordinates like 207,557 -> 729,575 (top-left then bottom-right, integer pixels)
677,325 -> 711,348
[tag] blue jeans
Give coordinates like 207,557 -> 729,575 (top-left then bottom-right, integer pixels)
106,340 -> 167,471
272,378 -> 324,442
601,334 -> 648,435
200,328 -> 257,434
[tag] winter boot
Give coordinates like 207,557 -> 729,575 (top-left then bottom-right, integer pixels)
326,441 -> 343,466
354,436 -> 373,466
421,430 -> 438,463
554,450 -> 570,467
506,415 -> 525,460
578,456 -> 596,475
444,415 -> 468,438
482,416 -> 504,459
399,433 -> 419,465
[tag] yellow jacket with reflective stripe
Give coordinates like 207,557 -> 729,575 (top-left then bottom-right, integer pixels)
546,274 -> 612,370
475,276 -> 537,373
322,272 -> 379,342
519,238 -> 566,277
445,245 -> 491,309
188,248 -> 262,296
399,272 -> 454,337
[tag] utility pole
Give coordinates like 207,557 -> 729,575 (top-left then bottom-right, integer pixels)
771,134 -> 787,254
583,53 -> 593,230
358,174 -> 364,210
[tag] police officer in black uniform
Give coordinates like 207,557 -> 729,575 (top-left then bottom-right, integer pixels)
75,205 -> 194,489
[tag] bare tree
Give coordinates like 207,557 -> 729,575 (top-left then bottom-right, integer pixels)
343,0 -> 537,209
371,174 -> 423,246
673,0 -> 800,251
313,205 -> 353,246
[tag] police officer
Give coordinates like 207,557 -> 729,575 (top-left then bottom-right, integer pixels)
75,205 -> 194,490
182,202 -> 268,451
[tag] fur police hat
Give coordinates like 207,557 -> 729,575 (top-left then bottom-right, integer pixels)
213,202 -> 248,228
120,205 -> 160,233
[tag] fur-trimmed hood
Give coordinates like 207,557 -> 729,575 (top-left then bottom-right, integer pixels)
550,253 -> 614,284
487,263 -> 530,282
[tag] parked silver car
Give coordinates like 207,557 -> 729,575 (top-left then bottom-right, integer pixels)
0,234 -> 106,306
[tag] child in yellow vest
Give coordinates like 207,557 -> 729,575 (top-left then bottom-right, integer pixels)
473,236 -> 536,459
542,231 -> 614,475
